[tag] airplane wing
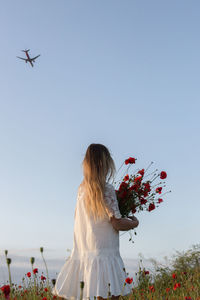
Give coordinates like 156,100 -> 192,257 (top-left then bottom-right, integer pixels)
17,56 -> 27,61
31,54 -> 40,61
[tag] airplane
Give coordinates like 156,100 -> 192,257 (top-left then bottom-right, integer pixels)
17,49 -> 40,67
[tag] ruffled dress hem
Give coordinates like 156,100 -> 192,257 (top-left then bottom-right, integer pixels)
52,253 -> 132,300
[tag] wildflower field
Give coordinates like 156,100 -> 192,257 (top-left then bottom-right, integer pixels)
1,245 -> 199,300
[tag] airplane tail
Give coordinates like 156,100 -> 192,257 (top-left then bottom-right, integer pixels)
21,49 -> 30,52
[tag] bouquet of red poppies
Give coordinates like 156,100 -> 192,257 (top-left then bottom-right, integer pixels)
113,156 -> 171,241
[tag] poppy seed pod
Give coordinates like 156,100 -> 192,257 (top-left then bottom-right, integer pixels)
6,258 -> 11,265
80,281 -> 84,289
51,279 -> 56,286
30,257 -> 35,265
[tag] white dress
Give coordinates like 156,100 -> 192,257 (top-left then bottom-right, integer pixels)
53,182 -> 132,300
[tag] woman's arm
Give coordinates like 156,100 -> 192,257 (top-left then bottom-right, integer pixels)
110,216 -> 139,231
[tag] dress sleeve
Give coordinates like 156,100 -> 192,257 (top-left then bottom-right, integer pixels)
104,183 -> 122,219
74,184 -> 83,219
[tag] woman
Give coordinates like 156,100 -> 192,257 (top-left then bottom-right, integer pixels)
53,143 -> 139,300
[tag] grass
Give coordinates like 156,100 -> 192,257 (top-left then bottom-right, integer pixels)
0,245 -> 199,300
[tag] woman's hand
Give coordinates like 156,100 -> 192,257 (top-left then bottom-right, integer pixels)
128,215 -> 139,222
110,216 -> 139,231
127,215 -> 139,227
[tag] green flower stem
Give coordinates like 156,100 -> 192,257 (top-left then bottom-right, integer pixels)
5,256 -> 12,297
119,282 -> 126,300
80,281 -> 84,300
30,258 -> 36,300
107,282 -> 111,300
40,248 -> 50,291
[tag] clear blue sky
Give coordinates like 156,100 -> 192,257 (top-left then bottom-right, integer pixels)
0,0 -> 199,263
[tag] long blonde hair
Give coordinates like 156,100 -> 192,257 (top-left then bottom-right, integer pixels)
81,144 -> 116,222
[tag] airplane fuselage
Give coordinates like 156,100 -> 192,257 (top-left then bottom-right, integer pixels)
25,51 -> 33,67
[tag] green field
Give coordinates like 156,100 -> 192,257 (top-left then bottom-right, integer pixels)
1,245 -> 199,300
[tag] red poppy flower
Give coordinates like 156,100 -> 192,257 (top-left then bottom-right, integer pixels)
18,285 -> 22,289
144,270 -> 149,275
26,272 -> 31,278
172,273 -> 176,279
125,277 -> 133,284
160,171 -> 167,179
148,203 -> 155,212
125,157 -> 136,165
156,187 -> 162,194
44,288 -> 48,292
123,174 -> 129,181
166,287 -> 170,293
149,285 -> 155,292
143,182 -> 151,192
138,169 -> 145,176
134,176 -> 142,184
183,271 -> 187,275
41,275 -> 46,281
33,268 -> 38,274
0,285 -> 10,297
119,182 -> 128,191
142,190 -> 148,197
125,159 -> 129,165
140,197 -> 147,205
42,298 -> 48,300
158,198 -> 163,203
129,184 -> 139,192
173,282 -> 181,290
